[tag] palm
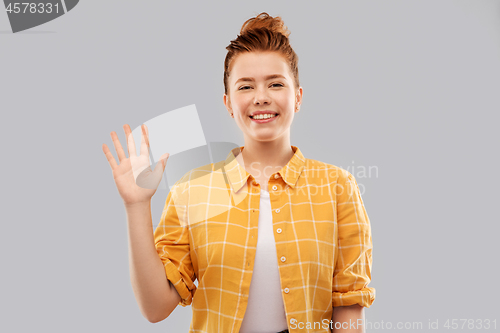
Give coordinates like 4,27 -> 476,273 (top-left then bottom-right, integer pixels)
103,124 -> 169,206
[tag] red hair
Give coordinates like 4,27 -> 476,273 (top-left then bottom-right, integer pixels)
223,12 -> 300,95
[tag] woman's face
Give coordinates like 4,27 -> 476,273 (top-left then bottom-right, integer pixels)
224,51 -> 302,143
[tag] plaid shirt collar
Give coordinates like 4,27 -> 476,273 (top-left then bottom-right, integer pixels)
223,145 -> 306,194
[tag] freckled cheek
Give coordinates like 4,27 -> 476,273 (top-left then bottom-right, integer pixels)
233,96 -> 252,111
279,103 -> 293,112
275,95 -> 293,109
232,100 -> 249,117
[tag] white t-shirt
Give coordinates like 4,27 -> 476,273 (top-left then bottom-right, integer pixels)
239,188 -> 288,332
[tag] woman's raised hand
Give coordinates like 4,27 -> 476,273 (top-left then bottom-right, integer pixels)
102,124 -> 170,206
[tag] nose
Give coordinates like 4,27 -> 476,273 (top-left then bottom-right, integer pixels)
253,85 -> 271,106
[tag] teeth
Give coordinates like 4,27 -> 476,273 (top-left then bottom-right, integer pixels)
251,114 -> 277,120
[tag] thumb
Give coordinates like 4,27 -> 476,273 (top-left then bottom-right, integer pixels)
153,153 -> 170,175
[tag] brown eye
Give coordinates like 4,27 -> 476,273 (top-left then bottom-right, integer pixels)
271,83 -> 284,87
238,86 -> 251,90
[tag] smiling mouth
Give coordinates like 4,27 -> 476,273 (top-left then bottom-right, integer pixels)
249,113 -> 279,119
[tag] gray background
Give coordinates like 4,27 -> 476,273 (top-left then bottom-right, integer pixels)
1,0 -> 499,332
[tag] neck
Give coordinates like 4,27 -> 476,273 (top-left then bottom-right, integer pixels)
237,136 -> 295,179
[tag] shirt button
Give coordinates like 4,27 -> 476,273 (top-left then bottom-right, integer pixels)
280,256 -> 286,262
275,208 -> 280,213
274,174 -> 280,179
276,228 -> 282,234
284,288 -> 289,294
272,185 -> 278,191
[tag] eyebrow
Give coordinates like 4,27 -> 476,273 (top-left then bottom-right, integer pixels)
234,74 -> 286,85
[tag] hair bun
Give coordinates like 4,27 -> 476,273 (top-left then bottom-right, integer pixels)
240,12 -> 290,38
223,12 -> 299,95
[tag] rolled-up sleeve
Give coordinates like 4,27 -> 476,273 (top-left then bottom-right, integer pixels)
332,170 -> 375,308
153,179 -> 196,307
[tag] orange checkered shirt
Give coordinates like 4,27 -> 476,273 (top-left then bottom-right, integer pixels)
154,145 -> 375,332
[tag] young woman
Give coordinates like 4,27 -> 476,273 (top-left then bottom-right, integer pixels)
103,12 -> 375,333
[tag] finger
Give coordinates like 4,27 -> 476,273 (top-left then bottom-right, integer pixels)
140,124 -> 150,157
153,152 -> 170,177
145,124 -> 150,146
124,124 -> 137,158
110,131 -> 127,162
102,143 -> 118,170
159,152 -> 169,168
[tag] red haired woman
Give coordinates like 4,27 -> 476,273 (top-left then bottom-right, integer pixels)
103,12 -> 375,333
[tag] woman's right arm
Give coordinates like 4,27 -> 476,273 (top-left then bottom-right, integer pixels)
125,200 -> 181,323
102,124 -> 180,323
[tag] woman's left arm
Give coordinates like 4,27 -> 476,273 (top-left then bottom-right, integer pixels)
331,304 -> 365,333
331,170 -> 375,332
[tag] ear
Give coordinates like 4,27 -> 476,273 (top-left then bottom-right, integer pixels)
223,94 -> 233,115
295,86 -> 303,113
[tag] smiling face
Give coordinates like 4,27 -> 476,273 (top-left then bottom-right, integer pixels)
224,51 -> 303,144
